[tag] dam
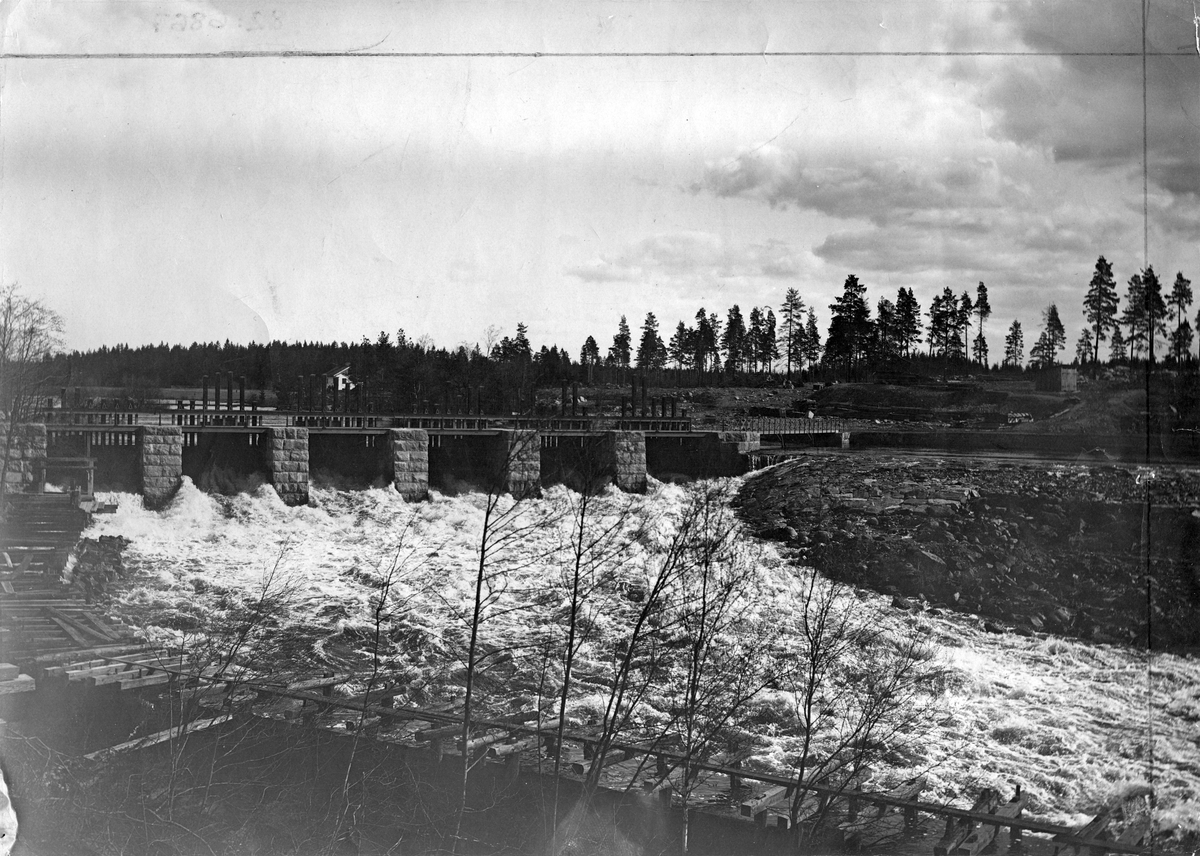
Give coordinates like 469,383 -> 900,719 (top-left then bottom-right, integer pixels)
11,399 -> 845,508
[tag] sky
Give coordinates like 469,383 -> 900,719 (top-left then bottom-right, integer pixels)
1,0 -> 1198,364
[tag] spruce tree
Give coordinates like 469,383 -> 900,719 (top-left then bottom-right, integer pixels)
636,312 -> 662,370
1003,320 -> 1024,367
608,316 -> 632,367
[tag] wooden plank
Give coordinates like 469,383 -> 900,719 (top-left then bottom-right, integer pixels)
286,673 -> 355,692
934,788 -> 1002,856
0,582 -> 14,595
1116,818 -> 1151,846
118,673 -> 173,691
46,615 -> 93,647
488,736 -> 542,758
417,722 -> 466,742
465,730 -> 515,755
85,667 -> 142,686
83,714 -> 234,761
1053,810 -> 1113,856
46,608 -> 113,643
32,643 -> 153,667
44,658 -> 111,680
571,748 -> 633,777
79,656 -> 185,684
0,675 -> 36,695
741,784 -> 792,820
80,611 -> 123,641
953,793 -> 1027,856
839,777 -> 926,850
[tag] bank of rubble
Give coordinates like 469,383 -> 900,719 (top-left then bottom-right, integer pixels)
735,453 -> 1200,650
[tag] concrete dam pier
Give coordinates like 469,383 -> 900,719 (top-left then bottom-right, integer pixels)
12,412 -> 815,507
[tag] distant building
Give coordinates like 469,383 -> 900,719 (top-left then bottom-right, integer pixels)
324,365 -> 355,391
1035,367 -> 1078,393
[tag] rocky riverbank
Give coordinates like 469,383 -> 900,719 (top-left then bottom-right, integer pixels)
735,452 -> 1200,649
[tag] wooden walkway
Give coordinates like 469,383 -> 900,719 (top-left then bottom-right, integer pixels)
10,646 -> 1151,856
0,493 -> 141,696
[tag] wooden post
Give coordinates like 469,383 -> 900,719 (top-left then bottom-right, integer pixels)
671,397 -> 677,418
239,376 -> 246,411
640,377 -> 648,417
214,372 -> 222,411
572,382 -> 579,417
561,380 -> 568,416
309,375 -> 318,413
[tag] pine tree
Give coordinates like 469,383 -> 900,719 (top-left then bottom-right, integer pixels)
668,322 -> 690,370
760,309 -> 779,374
1109,325 -> 1126,364
954,291 -> 973,361
1074,329 -> 1094,366
1120,273 -> 1147,361
973,282 -> 992,366
876,297 -> 899,358
1042,304 -> 1066,357
803,308 -> 821,369
512,323 -> 532,361
747,307 -> 765,373
1169,272 -> 1193,363
780,288 -> 805,378
1003,320 -> 1024,367
722,305 -> 747,373
1083,256 -> 1119,366
826,275 -> 872,377
972,331 -> 989,367
1170,320 -> 1194,365
1141,266 -> 1168,364
895,288 -> 922,357
927,288 -> 957,357
579,336 -> 600,366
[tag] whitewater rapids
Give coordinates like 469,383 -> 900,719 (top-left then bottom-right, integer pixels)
85,476 -> 1199,840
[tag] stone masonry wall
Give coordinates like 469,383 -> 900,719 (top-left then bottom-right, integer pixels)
717,431 -> 761,454
387,429 -> 429,502
491,430 -> 541,497
602,431 -> 647,493
139,425 -> 183,509
0,423 -> 47,493
265,427 -> 309,506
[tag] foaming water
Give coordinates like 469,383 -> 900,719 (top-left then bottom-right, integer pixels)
86,477 -> 1200,840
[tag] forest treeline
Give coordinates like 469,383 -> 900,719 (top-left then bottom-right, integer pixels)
34,255 -> 1196,407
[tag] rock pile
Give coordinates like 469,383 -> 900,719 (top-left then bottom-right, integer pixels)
66,535 -> 132,602
736,454 -> 1200,648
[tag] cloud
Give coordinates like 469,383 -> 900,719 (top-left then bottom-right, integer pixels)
951,1 -> 1200,197
695,147 -> 1017,226
566,233 -> 806,285
813,202 -> 1131,276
